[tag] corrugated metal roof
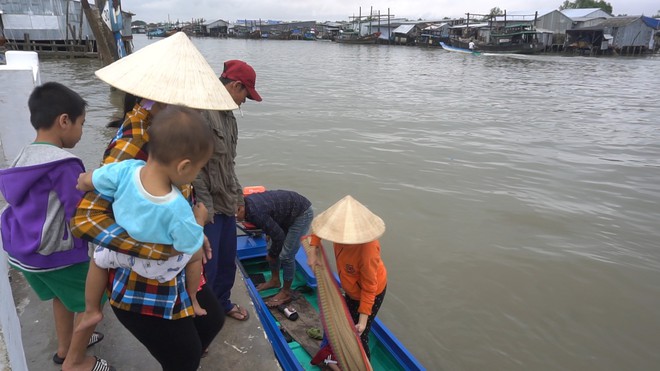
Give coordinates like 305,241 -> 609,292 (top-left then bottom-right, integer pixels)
392,24 -> 415,34
575,16 -> 639,30
0,0 -> 75,16
423,23 -> 448,30
561,8 -> 610,19
2,14 -> 65,40
206,19 -> 229,28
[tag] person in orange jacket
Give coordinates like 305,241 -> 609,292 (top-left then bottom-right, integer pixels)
307,195 -> 387,359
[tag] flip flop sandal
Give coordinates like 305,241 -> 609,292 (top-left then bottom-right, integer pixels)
90,356 -> 116,371
87,331 -> 104,348
52,352 -> 65,365
52,332 -> 105,364
226,304 -> 249,321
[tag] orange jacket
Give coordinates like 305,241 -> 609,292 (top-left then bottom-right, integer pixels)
311,235 -> 387,315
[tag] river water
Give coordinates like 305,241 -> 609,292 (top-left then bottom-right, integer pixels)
39,35 -> 660,370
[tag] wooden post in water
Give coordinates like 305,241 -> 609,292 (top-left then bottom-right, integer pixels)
65,0 -> 70,42
80,0 -> 118,66
388,8 -> 391,44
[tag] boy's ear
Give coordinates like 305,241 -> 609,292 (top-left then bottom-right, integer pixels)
56,113 -> 69,128
176,159 -> 192,174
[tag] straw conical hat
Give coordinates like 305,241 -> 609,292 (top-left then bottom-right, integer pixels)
95,32 -> 238,111
312,195 -> 385,244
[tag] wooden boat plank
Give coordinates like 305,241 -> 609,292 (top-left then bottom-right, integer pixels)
268,293 -> 323,357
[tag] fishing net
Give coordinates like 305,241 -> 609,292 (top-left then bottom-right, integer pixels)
302,237 -> 372,371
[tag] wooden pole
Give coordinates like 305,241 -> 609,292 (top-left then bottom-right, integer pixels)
80,0 -> 118,65
65,0 -> 70,42
358,7 -> 361,36
78,2 -> 84,43
388,8 -> 391,44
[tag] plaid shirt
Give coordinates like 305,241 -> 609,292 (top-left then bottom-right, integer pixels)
70,104 -> 194,319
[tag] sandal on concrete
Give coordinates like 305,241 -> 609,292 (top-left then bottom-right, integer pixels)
90,356 -> 115,371
53,331 -> 105,365
52,332 -> 104,364
87,331 -> 104,348
226,304 -> 249,321
52,352 -> 65,365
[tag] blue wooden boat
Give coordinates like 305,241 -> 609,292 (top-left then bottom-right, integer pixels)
236,227 -> 425,370
439,42 -> 481,55
146,28 -> 167,38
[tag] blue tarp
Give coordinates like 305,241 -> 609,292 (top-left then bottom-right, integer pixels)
641,16 -> 660,30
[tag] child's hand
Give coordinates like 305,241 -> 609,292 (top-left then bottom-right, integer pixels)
193,202 -> 209,225
76,172 -> 94,191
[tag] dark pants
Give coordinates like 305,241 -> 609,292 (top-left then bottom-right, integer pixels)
345,286 -> 387,359
203,213 -> 238,313
112,284 -> 225,371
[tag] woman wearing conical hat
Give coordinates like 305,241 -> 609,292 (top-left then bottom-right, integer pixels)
307,195 -> 388,361
71,33 -> 236,370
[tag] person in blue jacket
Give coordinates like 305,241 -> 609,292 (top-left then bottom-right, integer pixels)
237,189 -> 313,307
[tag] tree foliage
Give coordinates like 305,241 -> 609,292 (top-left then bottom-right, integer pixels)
559,0 -> 613,14
481,7 -> 504,21
489,7 -> 504,17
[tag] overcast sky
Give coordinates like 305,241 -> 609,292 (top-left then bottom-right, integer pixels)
119,1 -> 658,24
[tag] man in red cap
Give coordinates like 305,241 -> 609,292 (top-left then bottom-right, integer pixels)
193,60 -> 262,321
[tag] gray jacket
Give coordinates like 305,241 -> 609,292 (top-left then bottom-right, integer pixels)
193,110 -> 243,220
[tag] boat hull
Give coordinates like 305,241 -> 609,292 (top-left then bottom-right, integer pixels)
439,42 -> 481,55
335,32 -> 381,44
451,39 -> 544,54
236,231 -> 425,370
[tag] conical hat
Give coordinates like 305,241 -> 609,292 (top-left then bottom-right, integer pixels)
95,32 -> 238,111
312,195 -> 385,244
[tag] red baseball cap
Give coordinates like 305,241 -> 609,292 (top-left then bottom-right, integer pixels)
221,60 -> 262,102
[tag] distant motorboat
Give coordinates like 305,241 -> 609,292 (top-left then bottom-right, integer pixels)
451,24 -> 545,54
146,28 -> 167,38
439,42 -> 481,55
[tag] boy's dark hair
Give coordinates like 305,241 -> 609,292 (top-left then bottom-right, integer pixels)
148,106 -> 213,164
28,82 -> 87,130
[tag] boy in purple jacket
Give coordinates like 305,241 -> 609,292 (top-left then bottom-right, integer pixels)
0,82 -> 114,371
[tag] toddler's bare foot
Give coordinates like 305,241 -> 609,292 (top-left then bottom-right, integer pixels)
192,301 -> 207,316
76,311 -> 103,334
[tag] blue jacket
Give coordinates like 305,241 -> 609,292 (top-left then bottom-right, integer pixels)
244,190 -> 311,257
0,144 -> 89,271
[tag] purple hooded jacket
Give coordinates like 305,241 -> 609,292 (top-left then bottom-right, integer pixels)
0,144 -> 89,271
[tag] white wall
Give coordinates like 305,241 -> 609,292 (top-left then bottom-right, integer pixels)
0,51 -> 40,161
0,50 -> 39,371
